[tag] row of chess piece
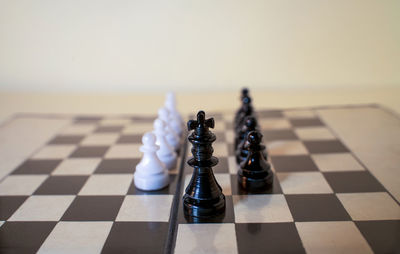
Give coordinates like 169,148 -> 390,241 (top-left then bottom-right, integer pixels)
182,88 -> 274,219
133,92 -> 184,191
234,88 -> 274,190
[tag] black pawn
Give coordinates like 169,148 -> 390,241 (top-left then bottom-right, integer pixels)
235,115 -> 258,151
235,96 -> 254,135
234,88 -> 250,124
183,111 -> 225,217
238,131 -> 273,191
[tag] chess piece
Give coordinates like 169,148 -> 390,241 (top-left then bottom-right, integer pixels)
234,88 -> 250,124
158,107 -> 180,150
183,111 -> 225,217
133,132 -> 169,191
165,92 -> 183,136
235,96 -> 254,135
238,131 -> 273,191
153,119 -> 177,170
236,116 -> 261,164
235,115 -> 258,150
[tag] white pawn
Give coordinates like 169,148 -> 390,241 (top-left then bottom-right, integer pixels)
133,132 -> 169,191
165,92 -> 183,136
158,107 -> 180,150
153,119 -> 177,170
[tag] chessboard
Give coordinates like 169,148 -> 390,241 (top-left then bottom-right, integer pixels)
0,105 -> 399,254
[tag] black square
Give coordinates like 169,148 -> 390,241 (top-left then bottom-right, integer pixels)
62,196 -> 124,221
102,222 -> 169,254
95,159 -> 138,174
262,130 -> 298,141
48,135 -> 85,145
236,223 -> 305,254
177,196 -> 234,224
270,155 -> 319,172
258,110 -> 284,118
324,171 -> 385,193
289,118 -> 324,127
228,143 -> 235,156
356,220 -> 400,254
127,174 -> 177,195
231,174 -> 282,195
0,221 -> 57,254
94,126 -> 124,133
303,140 -> 349,154
12,159 -> 62,174
34,176 -> 89,195
213,157 -> 229,173
70,146 -> 109,158
116,135 -> 142,144
0,196 -> 28,220
131,116 -> 157,122
285,194 -> 351,222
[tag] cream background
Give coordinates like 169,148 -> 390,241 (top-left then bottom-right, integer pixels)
0,0 -> 399,92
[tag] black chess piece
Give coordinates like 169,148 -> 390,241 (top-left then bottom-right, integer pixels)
238,131 -> 273,191
235,115 -> 258,150
183,111 -> 225,217
235,96 -> 254,135
234,88 -> 250,124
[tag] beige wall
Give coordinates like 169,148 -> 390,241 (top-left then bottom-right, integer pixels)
0,0 -> 399,93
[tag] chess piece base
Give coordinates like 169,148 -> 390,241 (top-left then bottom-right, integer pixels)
237,169 -> 273,191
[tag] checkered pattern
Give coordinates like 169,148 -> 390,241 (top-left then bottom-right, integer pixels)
0,115 -> 180,254
174,109 -> 400,254
1,110 -> 399,254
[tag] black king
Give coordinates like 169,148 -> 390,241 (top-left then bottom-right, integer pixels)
183,111 -> 226,217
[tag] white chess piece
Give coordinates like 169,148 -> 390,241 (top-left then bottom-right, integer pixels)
153,119 -> 177,170
133,132 -> 169,191
158,107 -> 180,150
165,92 -> 183,135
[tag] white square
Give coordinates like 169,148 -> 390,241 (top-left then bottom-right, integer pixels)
8,196 -> 75,221
80,133 -> 120,146
259,118 -> 291,130
296,221 -> 373,254
78,174 -> 132,195
233,194 -> 293,223
337,192 -> 400,220
228,156 -> 239,174
100,118 -> 131,126
32,145 -> 77,159
52,158 -> 101,175
213,121 -> 226,132
311,153 -> 365,172
104,144 -> 142,159
295,127 -> 336,141
213,143 -> 229,157
122,123 -> 153,135
0,175 -> 48,195
267,141 -> 308,156
283,110 -> 316,119
277,172 -> 333,194
175,224 -> 238,254
38,221 -> 113,254
184,174 -> 231,196
116,195 -> 173,222
222,113 -> 234,123
60,124 -> 97,135
225,130 -> 234,144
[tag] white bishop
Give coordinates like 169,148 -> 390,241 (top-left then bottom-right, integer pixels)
133,132 -> 169,191
165,92 -> 183,136
153,119 -> 177,170
158,107 -> 180,150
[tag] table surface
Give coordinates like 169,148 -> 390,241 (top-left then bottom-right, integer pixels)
0,102 -> 399,253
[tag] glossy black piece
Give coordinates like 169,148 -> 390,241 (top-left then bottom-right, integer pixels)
234,88 -> 250,125
238,131 -> 273,191
183,111 -> 225,217
235,96 -> 255,135
235,116 -> 267,164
